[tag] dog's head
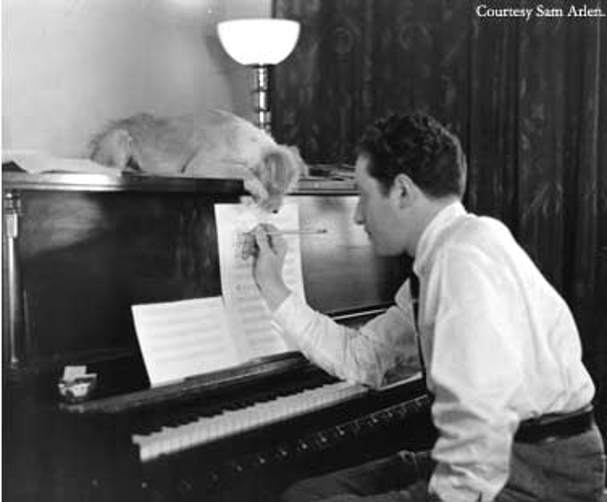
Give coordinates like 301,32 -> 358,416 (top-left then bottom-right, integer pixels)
245,145 -> 307,213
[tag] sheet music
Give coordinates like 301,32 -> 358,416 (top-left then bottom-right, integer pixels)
131,297 -> 239,387
3,150 -> 122,175
214,201 -> 306,360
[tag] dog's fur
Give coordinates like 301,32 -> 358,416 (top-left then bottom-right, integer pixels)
89,109 -> 306,212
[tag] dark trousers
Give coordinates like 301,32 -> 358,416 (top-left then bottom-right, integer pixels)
282,425 -> 606,502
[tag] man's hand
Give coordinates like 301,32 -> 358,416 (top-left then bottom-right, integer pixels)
244,223 -> 291,310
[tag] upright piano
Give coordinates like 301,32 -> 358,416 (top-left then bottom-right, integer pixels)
2,168 -> 435,502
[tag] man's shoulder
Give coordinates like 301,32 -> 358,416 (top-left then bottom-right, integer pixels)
418,208 -> 517,274
447,211 -> 511,245
433,213 -> 518,266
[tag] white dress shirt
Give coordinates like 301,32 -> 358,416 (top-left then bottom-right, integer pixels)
272,200 -> 595,502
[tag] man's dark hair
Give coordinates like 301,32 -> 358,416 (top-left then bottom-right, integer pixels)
356,112 -> 467,198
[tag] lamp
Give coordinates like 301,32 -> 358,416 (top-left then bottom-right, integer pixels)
217,18 -> 300,133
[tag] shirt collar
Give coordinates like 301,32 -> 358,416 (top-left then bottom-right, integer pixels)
413,200 -> 466,277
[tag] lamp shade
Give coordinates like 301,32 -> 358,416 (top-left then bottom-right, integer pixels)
217,19 -> 300,65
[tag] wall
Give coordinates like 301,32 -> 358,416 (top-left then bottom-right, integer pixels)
1,0 -> 271,157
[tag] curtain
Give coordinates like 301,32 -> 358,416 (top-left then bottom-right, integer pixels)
273,0 -> 607,436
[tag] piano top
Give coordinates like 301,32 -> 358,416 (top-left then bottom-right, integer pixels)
2,166 -> 357,194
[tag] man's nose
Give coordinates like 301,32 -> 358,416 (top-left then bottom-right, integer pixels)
353,201 -> 364,225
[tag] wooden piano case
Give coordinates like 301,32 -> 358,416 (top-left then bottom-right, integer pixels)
2,169 -> 434,502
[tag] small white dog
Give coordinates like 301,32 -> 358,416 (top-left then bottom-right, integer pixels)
89,109 -> 307,212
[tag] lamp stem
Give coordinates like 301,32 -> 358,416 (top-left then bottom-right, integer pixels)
252,64 -> 272,133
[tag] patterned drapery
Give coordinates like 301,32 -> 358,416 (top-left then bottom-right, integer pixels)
273,0 -> 607,436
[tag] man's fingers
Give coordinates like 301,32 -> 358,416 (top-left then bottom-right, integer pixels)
273,234 -> 288,258
245,223 -> 289,260
254,226 -> 271,252
259,222 -> 279,234
241,232 -> 257,259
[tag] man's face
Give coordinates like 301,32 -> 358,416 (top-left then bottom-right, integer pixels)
353,155 -> 407,256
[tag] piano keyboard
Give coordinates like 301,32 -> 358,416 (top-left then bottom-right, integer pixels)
132,380 -> 368,462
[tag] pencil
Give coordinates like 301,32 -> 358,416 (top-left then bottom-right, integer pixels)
266,228 -> 328,236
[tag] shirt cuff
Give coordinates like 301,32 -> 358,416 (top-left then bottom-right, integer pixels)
272,293 -> 319,351
272,291 -> 295,317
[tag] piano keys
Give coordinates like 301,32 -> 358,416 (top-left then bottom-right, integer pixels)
55,356 -> 432,501
2,168 -> 434,502
131,381 -> 370,462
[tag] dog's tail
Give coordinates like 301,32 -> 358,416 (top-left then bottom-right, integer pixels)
89,126 -> 136,169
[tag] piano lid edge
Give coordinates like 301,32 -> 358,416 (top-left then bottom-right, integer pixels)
60,351 -> 310,414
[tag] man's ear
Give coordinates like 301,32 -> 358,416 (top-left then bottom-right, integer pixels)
392,173 -> 417,209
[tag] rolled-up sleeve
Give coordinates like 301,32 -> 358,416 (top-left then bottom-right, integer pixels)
273,287 -> 418,389
427,246 -> 524,501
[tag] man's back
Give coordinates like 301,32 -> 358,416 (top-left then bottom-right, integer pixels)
418,204 -> 595,417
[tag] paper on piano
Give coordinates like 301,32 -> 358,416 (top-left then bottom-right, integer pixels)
131,297 -> 240,387
214,201 -> 305,360
2,150 -> 122,175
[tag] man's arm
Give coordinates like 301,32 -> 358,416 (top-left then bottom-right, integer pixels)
249,225 -> 419,388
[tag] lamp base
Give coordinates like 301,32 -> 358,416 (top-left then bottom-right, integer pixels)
252,64 -> 272,133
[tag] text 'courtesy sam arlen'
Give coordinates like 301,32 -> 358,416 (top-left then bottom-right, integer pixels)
475,3 -> 606,21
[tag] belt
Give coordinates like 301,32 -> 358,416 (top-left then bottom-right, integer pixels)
514,405 -> 595,444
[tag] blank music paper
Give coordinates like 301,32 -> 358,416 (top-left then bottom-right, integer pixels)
131,297 -> 239,387
214,202 -> 306,360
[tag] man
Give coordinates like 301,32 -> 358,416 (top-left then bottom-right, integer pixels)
248,112 -> 605,501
